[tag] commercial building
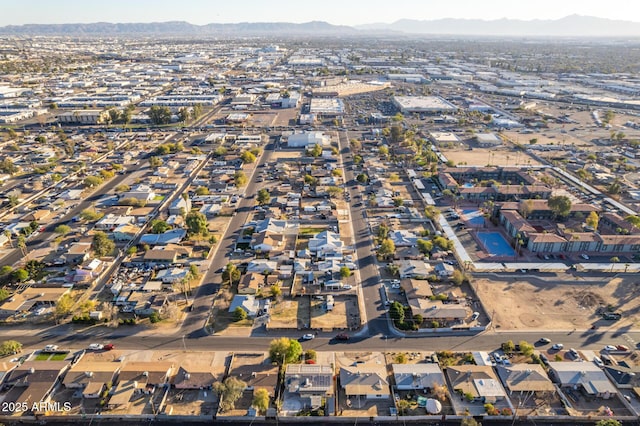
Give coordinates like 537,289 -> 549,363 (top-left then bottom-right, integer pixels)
393,96 -> 457,114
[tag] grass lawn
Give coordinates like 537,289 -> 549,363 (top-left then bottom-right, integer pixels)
50,353 -> 67,361
299,227 -> 326,236
153,195 -> 165,201
34,353 -> 50,361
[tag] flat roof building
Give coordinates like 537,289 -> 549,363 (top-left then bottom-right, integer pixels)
393,96 -> 457,114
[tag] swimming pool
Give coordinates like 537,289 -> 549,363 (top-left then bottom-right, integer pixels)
462,209 -> 485,226
477,232 -> 516,257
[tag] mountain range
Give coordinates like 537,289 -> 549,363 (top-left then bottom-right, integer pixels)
1,15 -> 639,37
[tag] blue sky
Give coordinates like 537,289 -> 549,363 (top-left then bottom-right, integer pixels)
3,0 -> 638,26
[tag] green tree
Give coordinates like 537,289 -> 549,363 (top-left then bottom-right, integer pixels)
451,269 -> 465,285
547,195 -> 572,219
10,268 -> 28,282
234,171 -> 247,187
92,231 -> 115,257
24,260 -> 44,280
356,173 -> 368,184
55,293 -> 74,318
148,105 -> 172,125
378,146 -> 389,157
586,211 -> 599,230
595,420 -> 621,426
0,158 -> 18,175
0,288 -> 9,302
393,197 -> 404,207
269,337 -> 303,365
83,175 -> 103,188
192,103 -> 203,119
0,340 -> 22,356
257,189 -> 271,205
240,150 -> 257,163
390,125 -> 404,143
214,377 -> 247,412
126,246 -> 138,256
389,301 -> 405,323
308,144 -> 322,157
114,184 -> 130,193
54,224 -> 71,235
502,340 -> 515,354
339,266 -> 351,279
519,340 -> 534,356
232,306 -> 247,321
416,239 -> 433,255
252,388 -> 270,414
178,107 -> 191,123
222,263 -> 240,285
378,238 -> 395,259
80,209 -> 103,222
149,156 -> 163,169
185,211 -> 209,236
270,284 -> 281,298
327,186 -> 344,198
151,220 -> 171,234
195,186 -> 209,196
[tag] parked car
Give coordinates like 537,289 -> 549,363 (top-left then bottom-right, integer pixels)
43,345 -> 59,352
343,284 -> 353,290
603,345 -> 618,352
616,344 -> 630,351
103,344 -> 115,351
593,356 -> 604,368
88,343 -> 104,351
301,334 -> 315,341
569,348 -> 579,358
335,333 -> 350,341
581,253 -> 590,260
551,343 -> 564,350
538,337 -> 551,344
471,312 -> 480,321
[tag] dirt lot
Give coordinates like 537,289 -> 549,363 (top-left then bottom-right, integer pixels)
268,298 -> 310,329
475,274 -> 640,330
442,147 -> 541,167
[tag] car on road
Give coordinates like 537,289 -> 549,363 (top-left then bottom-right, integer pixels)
538,337 -> 551,344
103,344 -> 115,351
301,334 -> 315,341
603,345 -> 618,352
581,253 -> 590,260
616,344 -> 630,351
43,345 -> 59,352
470,312 -> 480,321
343,284 -> 353,290
551,343 -> 564,350
88,343 -> 104,351
335,333 -> 350,341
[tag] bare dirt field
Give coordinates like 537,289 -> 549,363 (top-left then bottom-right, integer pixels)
475,274 -> 640,331
442,147 -> 541,167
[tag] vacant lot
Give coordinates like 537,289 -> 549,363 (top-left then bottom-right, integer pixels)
268,298 -> 310,330
475,274 -> 640,330
442,147 -> 541,167
310,298 -> 348,330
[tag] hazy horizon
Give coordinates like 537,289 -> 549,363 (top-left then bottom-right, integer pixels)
4,0 -> 640,27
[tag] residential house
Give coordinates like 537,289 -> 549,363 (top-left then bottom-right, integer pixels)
496,364 -> 556,395
1,361 -> 69,414
139,229 -> 186,246
228,295 -> 259,317
143,249 -> 178,264
107,361 -> 173,411
112,223 -> 141,241
63,361 -> 120,399
434,262 -> 455,278
172,365 -> 220,390
95,214 -> 134,231
238,273 -> 262,295
446,365 -> 507,403
308,231 -> 343,258
603,365 -> 640,391
401,279 -> 433,299
408,298 -> 468,326
228,353 -> 279,398
250,231 -> 285,253
246,259 -> 277,274
0,287 -> 69,317
548,362 -> 617,399
283,364 -> 333,415
398,260 -> 432,279
155,267 -> 188,283
393,363 -> 445,391
121,184 -> 156,202
389,230 -> 420,247
169,196 -> 191,216
63,242 -> 92,265
339,365 -> 390,400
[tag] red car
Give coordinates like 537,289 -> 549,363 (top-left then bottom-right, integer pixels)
103,344 -> 115,351
616,345 -> 629,351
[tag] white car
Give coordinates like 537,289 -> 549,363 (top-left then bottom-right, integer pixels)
551,343 -> 564,350
343,285 -> 353,290
88,343 -> 104,351
302,334 -> 315,341
593,356 -> 604,368
390,279 -> 400,285
581,253 -> 590,260
391,283 -> 401,289
603,345 -> 618,352
43,345 -> 59,352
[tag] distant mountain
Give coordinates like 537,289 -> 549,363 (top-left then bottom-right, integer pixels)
0,20 -> 356,36
356,15 -> 640,37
